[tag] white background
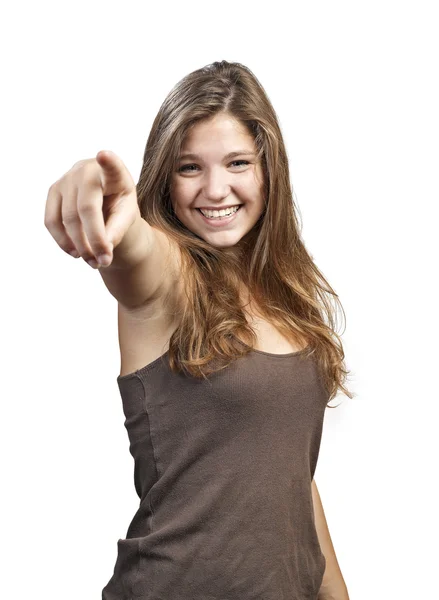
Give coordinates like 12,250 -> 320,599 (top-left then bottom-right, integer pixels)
1,1 -> 437,598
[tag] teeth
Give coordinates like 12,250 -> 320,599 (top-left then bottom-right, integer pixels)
199,205 -> 240,218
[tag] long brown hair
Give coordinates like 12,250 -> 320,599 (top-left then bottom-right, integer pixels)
136,60 -> 355,404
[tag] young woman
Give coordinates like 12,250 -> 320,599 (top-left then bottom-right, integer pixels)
45,60 -> 352,600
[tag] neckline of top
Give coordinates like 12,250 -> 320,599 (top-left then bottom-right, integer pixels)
117,345 -> 310,381
241,343 -> 309,358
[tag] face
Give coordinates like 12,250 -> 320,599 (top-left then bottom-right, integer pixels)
170,113 -> 265,248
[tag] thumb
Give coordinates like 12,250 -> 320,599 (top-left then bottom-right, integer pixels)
104,198 -> 140,253
95,150 -> 134,196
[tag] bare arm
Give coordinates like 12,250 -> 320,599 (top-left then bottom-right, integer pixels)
98,212 -> 176,310
312,479 -> 350,600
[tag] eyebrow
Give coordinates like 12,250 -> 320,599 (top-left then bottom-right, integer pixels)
178,150 -> 256,161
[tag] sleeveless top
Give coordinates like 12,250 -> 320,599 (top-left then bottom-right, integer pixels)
102,346 -> 328,600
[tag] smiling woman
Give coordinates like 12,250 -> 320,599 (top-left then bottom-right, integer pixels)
93,59 -> 353,600
169,113 -> 266,248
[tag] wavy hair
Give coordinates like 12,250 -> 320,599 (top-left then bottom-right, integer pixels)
136,60 -> 355,404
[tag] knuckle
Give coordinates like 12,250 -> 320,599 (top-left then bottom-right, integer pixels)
78,201 -> 97,216
78,160 -> 98,180
70,160 -> 97,185
44,216 -> 56,229
48,181 -> 58,194
71,158 -> 89,170
61,211 -> 79,226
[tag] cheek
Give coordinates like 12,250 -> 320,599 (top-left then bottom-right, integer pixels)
238,181 -> 261,203
173,182 -> 194,204
170,187 -> 188,210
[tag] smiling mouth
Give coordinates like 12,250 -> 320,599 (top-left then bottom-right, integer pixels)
196,206 -> 242,220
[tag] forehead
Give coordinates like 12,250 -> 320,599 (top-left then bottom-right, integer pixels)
181,114 -> 254,151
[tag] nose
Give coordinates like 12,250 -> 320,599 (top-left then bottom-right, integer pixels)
201,168 -> 231,202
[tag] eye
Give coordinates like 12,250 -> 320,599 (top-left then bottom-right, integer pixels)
178,160 -> 250,173
178,164 -> 199,173
230,160 -> 250,168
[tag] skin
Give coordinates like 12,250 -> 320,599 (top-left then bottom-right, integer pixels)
170,112 -> 265,249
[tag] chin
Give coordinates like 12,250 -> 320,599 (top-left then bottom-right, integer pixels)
199,233 -> 244,248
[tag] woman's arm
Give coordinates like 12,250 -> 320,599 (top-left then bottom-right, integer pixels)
311,479 -> 350,600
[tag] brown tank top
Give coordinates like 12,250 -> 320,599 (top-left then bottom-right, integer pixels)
102,346 -> 328,600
